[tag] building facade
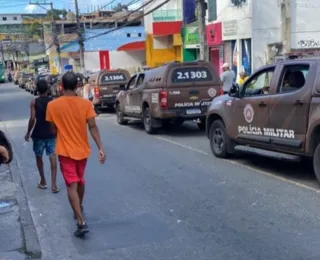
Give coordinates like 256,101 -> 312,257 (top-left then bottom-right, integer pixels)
143,0 -> 183,67
44,11 -> 144,73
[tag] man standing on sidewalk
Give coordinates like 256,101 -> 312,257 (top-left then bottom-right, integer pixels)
220,63 -> 236,94
25,80 -> 59,193
46,72 -> 106,238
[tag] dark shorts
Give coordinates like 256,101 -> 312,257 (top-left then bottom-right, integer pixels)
58,156 -> 87,186
33,138 -> 56,157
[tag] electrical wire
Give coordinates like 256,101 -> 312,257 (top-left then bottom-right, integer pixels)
60,0 -> 155,49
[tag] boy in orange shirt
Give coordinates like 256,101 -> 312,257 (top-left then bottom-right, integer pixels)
46,72 -> 106,237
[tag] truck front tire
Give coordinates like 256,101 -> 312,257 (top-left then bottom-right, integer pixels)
209,120 -> 234,158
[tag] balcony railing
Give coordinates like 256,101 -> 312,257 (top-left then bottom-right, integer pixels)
152,9 -> 182,22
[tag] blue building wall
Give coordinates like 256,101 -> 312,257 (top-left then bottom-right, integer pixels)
61,26 -> 146,52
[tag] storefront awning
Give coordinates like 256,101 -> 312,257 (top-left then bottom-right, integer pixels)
117,41 -> 145,51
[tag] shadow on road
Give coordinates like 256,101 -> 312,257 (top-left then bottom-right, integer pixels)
126,120 -> 206,137
232,152 -> 318,188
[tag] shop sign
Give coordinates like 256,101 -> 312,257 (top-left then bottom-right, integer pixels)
222,20 -> 238,37
184,26 -> 199,46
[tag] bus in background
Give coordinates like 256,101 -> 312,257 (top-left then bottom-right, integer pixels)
0,63 -> 5,83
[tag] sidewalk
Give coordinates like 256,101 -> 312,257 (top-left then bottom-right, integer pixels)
0,158 -> 41,259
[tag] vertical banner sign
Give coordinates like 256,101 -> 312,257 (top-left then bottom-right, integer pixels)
99,51 -> 110,70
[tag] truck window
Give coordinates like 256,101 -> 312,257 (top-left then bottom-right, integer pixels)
127,75 -> 137,90
278,64 -> 309,93
171,67 -> 214,83
243,68 -> 275,97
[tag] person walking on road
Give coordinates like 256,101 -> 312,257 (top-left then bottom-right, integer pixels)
220,63 -> 236,94
46,72 -> 106,238
25,80 -> 59,193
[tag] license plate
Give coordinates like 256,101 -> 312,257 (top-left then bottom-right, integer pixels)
186,109 -> 201,115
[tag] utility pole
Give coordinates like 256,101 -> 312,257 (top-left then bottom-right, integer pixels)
29,2 -> 62,74
196,0 -> 208,61
74,0 -> 85,71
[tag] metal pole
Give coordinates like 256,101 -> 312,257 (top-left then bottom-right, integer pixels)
50,2 -> 62,74
75,0 -> 85,71
196,0 -> 208,61
29,1 -> 62,73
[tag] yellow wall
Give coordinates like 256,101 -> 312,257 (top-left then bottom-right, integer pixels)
146,34 -> 182,67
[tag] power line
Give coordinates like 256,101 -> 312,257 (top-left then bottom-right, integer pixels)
60,0 -> 154,49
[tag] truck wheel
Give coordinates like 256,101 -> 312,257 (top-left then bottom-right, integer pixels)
116,104 -> 127,125
313,142 -> 320,183
143,107 -> 156,134
209,120 -> 232,158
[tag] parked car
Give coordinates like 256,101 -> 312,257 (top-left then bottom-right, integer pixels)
205,58 -> 320,183
89,69 -> 131,111
19,73 -> 33,89
54,73 -> 84,97
115,61 -> 223,134
31,73 -> 50,95
25,76 -> 34,92
14,71 -> 21,85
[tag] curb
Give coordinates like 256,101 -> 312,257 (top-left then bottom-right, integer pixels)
9,159 -> 42,259
1,125 -> 42,259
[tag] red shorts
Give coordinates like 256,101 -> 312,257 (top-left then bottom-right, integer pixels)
58,156 -> 87,186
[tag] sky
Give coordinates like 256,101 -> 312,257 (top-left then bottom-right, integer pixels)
1,0 -> 141,14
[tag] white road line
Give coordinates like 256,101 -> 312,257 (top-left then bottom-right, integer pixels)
155,136 -> 210,156
155,137 -> 320,193
112,123 -> 320,193
226,159 -> 319,193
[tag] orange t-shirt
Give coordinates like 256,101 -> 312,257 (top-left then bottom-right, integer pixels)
46,96 -> 96,160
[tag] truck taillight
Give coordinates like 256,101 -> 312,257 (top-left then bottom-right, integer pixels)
94,87 -> 99,97
159,90 -> 168,109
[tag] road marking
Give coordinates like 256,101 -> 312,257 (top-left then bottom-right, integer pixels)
155,136 -> 210,156
226,159 -> 320,193
111,122 -> 320,193
154,136 -> 320,193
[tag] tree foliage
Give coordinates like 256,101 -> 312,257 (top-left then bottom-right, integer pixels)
112,3 -> 128,12
46,8 -> 68,20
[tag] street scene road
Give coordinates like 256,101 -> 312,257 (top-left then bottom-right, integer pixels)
1,82 -> 320,259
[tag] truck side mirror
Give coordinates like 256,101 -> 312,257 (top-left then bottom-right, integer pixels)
229,83 -> 240,97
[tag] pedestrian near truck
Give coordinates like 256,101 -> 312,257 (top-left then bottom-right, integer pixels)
25,80 -> 60,193
46,72 -> 106,238
220,63 -> 236,94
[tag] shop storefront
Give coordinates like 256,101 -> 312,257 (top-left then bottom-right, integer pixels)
206,22 -> 223,75
222,19 -> 252,79
182,26 -> 200,61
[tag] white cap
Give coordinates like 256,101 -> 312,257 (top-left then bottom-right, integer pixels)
222,63 -> 230,68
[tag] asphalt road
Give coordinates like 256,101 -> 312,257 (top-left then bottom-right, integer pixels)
1,82 -> 320,260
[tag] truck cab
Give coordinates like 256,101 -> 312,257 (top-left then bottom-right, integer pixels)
206,58 -> 320,183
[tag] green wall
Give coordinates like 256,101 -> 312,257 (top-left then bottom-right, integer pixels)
183,48 -> 197,61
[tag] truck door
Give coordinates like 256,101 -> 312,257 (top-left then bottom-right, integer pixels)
123,74 -> 138,116
232,66 -> 276,146
267,62 -> 313,152
128,73 -> 144,115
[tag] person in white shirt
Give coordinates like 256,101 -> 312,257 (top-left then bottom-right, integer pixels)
220,63 -> 236,94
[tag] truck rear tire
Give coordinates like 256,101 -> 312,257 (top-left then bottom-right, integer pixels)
116,104 -> 127,125
313,142 -> 320,183
143,107 -> 156,134
209,120 -> 233,158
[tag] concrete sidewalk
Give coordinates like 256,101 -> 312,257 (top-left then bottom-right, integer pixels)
0,159 -> 41,259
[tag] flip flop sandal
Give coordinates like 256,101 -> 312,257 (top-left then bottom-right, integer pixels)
52,186 -> 60,194
38,183 -> 48,189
